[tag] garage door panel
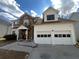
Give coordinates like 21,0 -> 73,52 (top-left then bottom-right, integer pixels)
53,30 -> 73,45
53,39 -> 73,45
35,30 -> 73,45
36,38 -> 52,44
36,31 -> 52,44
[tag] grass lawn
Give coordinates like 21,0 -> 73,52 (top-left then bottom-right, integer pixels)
0,40 -> 15,47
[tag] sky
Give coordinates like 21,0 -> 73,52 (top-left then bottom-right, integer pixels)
0,0 -> 79,20
16,0 -> 52,17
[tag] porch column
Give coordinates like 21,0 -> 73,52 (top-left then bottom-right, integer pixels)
25,30 -> 28,40
16,29 -> 19,40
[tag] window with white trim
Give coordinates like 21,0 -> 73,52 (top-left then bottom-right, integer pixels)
47,15 -> 55,20
37,34 -> 51,38
54,34 -> 71,38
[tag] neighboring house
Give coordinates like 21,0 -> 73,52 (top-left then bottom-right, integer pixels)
34,7 -> 76,45
11,20 -> 19,33
70,12 -> 79,40
0,19 -> 12,37
11,20 -> 19,29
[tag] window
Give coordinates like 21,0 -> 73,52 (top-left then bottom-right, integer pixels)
47,15 -> 55,20
63,34 -> 66,37
37,35 -> 40,37
54,34 -> 58,37
14,22 -> 17,25
67,34 -> 71,37
24,20 -> 29,26
48,34 -> 51,37
24,22 -> 28,27
41,35 -> 43,37
44,35 -> 47,37
37,34 -> 51,38
54,34 -> 71,38
59,34 -> 62,37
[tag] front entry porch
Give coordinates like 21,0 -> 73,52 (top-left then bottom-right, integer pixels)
17,25 -> 28,41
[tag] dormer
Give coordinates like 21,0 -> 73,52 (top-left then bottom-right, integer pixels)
43,7 -> 59,22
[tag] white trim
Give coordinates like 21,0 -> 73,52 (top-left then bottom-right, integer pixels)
17,25 -> 28,29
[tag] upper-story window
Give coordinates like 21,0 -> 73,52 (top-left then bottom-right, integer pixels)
23,20 -> 29,27
47,15 -> 55,20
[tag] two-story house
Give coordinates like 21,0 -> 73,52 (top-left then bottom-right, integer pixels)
34,7 -> 76,45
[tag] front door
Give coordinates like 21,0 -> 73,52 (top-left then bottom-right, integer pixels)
19,29 -> 26,40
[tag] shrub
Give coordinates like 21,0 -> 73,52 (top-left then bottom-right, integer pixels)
77,40 -> 79,43
3,34 -> 17,40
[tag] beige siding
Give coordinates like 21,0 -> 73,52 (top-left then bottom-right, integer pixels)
34,23 -> 76,45
43,8 -> 58,22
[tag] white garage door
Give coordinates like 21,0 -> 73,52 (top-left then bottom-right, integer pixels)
53,30 -> 73,45
36,31 -> 52,44
35,30 -> 73,45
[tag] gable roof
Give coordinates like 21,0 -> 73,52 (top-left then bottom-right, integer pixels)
19,13 -> 33,20
17,25 -> 28,29
18,13 -> 34,26
43,7 -> 59,14
70,12 -> 79,20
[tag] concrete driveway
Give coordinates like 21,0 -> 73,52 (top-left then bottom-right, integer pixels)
28,45 -> 79,59
0,41 -> 79,59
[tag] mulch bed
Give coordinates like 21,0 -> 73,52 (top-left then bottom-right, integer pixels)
0,49 -> 29,59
